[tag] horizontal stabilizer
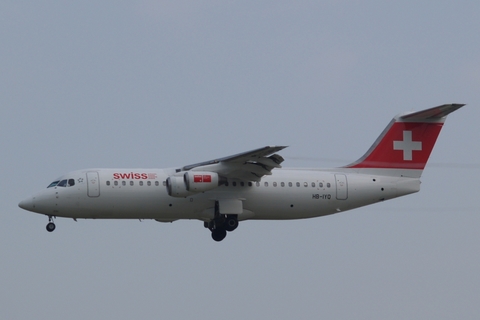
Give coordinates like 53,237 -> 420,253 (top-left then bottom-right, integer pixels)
400,103 -> 465,121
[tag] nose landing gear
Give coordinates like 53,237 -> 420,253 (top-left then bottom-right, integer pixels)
46,216 -> 56,232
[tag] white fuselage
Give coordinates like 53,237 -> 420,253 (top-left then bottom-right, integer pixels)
17,104 -> 463,241
21,168 -> 420,222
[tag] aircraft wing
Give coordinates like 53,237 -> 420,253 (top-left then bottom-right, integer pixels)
181,146 -> 287,181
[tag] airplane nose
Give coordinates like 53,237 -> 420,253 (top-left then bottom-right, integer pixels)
18,198 -> 34,211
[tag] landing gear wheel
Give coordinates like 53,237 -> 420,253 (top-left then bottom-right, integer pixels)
211,228 -> 227,242
225,216 -> 239,232
46,222 -> 56,232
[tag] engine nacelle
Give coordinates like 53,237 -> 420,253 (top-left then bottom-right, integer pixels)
166,171 -> 221,197
166,175 -> 191,198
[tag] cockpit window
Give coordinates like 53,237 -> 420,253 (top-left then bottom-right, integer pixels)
48,178 -> 75,188
47,181 -> 59,188
57,179 -> 68,187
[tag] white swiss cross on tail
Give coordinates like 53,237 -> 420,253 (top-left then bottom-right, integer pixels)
346,104 -> 464,175
393,130 -> 422,161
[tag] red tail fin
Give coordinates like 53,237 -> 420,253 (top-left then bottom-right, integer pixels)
346,104 -> 464,171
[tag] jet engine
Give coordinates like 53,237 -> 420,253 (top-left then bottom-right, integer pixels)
166,171 -> 222,197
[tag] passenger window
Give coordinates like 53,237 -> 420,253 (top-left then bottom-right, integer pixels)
140,181 -> 144,186
225,182 -> 229,187
240,182 -> 244,187
319,182 -> 323,188
114,181 -> 118,186
281,182 -> 285,187
248,182 -> 252,187
47,181 -> 59,188
288,182 -> 292,187
155,181 -> 159,186
130,181 -> 134,186
312,182 -> 315,187
147,181 -> 151,186
304,182 -> 308,187
163,181 -> 166,186
273,182 -> 277,187
57,180 -> 67,187
296,182 -> 300,187
264,182 -> 269,187
122,181 -> 126,186
106,181 -> 111,186
256,182 -> 260,187
68,179 -> 75,187
233,182 -> 237,187
327,183 -> 331,188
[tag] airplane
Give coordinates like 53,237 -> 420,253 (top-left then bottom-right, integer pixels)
18,104 -> 464,241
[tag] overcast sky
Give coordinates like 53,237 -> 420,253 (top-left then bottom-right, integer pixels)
1,1 -> 480,319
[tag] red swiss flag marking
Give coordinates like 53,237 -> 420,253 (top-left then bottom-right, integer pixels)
193,174 -> 212,183
349,122 -> 443,169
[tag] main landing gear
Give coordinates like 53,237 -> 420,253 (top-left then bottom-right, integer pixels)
46,215 -> 56,232
205,202 -> 239,242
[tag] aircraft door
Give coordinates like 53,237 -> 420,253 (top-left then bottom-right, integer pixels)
86,171 -> 100,197
335,174 -> 348,200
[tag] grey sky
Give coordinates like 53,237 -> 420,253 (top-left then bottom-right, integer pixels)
1,1 -> 479,319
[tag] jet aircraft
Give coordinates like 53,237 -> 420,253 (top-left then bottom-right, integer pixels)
18,104 -> 464,241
